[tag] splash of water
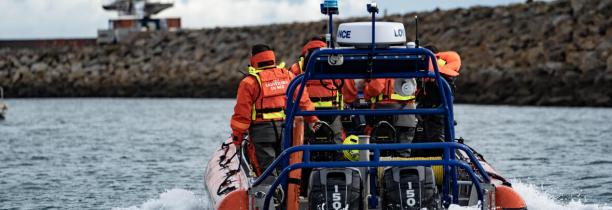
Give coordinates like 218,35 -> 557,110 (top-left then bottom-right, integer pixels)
112,189 -> 206,210
116,182 -> 611,210
513,182 -> 612,210
449,182 -> 612,210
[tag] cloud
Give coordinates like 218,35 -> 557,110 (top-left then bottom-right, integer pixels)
0,0 -> 112,39
159,0 -> 373,28
0,0 -> 527,39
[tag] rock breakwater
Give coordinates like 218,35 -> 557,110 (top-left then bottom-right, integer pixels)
0,0 -> 610,106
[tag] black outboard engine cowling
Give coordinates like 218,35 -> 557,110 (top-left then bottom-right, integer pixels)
308,168 -> 362,210
381,166 -> 441,210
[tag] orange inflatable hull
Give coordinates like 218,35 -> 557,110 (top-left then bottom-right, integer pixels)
205,138 -> 249,210
474,152 -> 527,210
205,118 -> 305,210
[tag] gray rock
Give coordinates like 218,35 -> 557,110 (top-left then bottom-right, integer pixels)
31,63 -> 48,72
581,51 -> 604,72
570,0 -> 586,14
607,55 -> 612,73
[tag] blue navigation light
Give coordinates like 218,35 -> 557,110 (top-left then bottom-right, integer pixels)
321,0 -> 339,14
323,0 -> 338,8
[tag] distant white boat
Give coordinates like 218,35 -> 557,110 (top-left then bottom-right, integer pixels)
0,87 -> 7,120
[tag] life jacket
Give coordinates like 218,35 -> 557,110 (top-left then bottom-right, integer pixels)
292,56 -> 343,110
248,64 -> 291,122
368,79 -> 415,104
428,51 -> 461,77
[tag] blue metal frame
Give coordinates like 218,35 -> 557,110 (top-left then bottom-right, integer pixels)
255,143 -> 492,209
249,46 -> 492,210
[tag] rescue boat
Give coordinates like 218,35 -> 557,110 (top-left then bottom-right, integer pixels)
205,1 -> 527,209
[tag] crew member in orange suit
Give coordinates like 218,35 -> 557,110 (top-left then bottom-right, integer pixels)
290,37 -> 345,144
341,73 -> 417,157
412,45 -> 462,157
230,44 -> 319,175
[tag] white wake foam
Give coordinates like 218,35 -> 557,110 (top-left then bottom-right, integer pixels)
112,189 -> 206,210
449,181 -> 612,210
115,183 -> 611,210
513,182 -> 612,210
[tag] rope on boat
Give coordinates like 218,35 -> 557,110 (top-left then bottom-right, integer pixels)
216,141 -> 242,196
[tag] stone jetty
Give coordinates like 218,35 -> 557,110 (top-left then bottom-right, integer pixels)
0,0 -> 610,106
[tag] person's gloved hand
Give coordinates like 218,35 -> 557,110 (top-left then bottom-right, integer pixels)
310,120 -> 324,133
232,131 -> 245,146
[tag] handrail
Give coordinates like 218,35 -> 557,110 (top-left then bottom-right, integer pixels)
295,107 -> 447,116
253,142 -> 492,210
253,142 -> 491,186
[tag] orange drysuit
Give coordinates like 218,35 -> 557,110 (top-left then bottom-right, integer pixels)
230,66 -> 318,144
343,50 -> 461,103
342,79 -> 415,105
290,39 -> 344,110
290,63 -> 343,110
432,51 -> 461,77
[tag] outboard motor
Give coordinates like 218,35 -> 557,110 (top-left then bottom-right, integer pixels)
381,166 -> 441,210
308,168 -> 363,210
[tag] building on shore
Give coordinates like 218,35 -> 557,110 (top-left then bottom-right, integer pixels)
98,0 -> 181,44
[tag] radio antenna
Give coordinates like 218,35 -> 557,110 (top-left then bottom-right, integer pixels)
367,2 -> 378,51
321,0 -> 339,48
415,16 -> 419,48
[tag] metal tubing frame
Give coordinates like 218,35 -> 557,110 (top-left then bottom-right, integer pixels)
250,47 -> 489,210
256,143 -> 492,210
328,13 -> 335,48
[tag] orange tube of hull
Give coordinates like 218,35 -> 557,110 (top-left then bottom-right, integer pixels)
206,138 -> 249,209
216,190 -> 249,210
458,149 -> 527,210
495,185 -> 527,210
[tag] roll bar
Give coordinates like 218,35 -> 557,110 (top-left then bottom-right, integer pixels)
250,2 -> 490,210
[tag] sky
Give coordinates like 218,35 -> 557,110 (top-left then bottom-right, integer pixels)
0,0 -> 529,39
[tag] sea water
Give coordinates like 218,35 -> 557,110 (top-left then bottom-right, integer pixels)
0,99 -> 610,210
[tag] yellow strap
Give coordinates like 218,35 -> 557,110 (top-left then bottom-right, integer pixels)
248,67 -> 263,85
248,68 -> 263,121
437,58 -> 447,68
313,101 -> 334,108
298,57 -> 304,74
390,94 -> 416,101
370,93 -> 384,103
371,93 -> 415,103
313,92 -> 344,109
251,104 -> 257,121
262,111 -> 285,120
